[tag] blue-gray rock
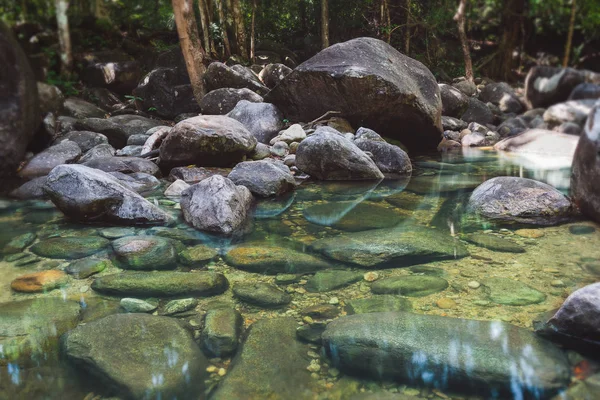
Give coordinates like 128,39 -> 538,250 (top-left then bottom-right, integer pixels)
181,175 -> 253,236
543,99 -> 596,128
44,164 -> 172,225
227,100 -> 284,143
228,160 -> 295,197
54,131 -> 108,152
63,97 -> 105,119
78,143 -> 116,164
572,106 -> 600,223
569,82 -> 600,101
74,115 -> 163,148
323,312 -> 571,398
439,83 -> 469,118
296,128 -> 384,180
205,62 -> 268,95
354,139 -> 412,176
19,140 -> 82,178
461,97 -> 494,125
479,82 -> 524,114
82,156 -> 160,177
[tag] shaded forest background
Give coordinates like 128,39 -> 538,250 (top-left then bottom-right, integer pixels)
2,0 -> 600,96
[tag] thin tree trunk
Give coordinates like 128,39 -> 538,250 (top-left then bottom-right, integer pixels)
171,0 -> 207,104
404,0 -> 411,53
198,0 -> 211,54
21,0 -> 28,21
453,0 -> 473,82
563,0 -> 577,67
54,0 -> 73,77
250,0 -> 257,61
321,0 -> 329,49
216,0 -> 231,58
217,0 -> 231,58
489,0 -> 524,81
231,0 -> 247,58
385,0 -> 391,44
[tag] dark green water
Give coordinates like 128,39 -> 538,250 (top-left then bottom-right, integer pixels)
0,149 -> 598,400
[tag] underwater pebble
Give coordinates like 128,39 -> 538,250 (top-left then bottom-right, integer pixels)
329,297 -> 339,305
468,281 -> 480,289
550,280 -> 565,287
218,368 -> 226,377
436,298 -> 457,309
363,272 -> 379,282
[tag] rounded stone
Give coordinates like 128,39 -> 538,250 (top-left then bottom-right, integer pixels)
371,276 -> 449,297
112,236 -> 178,270
11,270 -> 68,293
436,298 -> 457,309
30,237 -> 110,259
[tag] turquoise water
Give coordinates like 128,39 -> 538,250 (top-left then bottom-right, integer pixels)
0,149 -> 597,399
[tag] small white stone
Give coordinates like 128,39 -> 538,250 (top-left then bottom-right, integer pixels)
468,281 -> 481,289
328,297 -> 339,305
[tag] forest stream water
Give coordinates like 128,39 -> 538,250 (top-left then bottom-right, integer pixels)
0,148 -> 597,400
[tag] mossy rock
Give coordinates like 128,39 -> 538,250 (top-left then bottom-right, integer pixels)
224,245 -> 331,274
371,275 -> 449,297
30,236 -> 110,259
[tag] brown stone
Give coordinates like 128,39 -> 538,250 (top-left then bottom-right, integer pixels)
436,298 -> 457,309
11,270 -> 68,293
514,229 -> 545,239
301,304 -> 340,320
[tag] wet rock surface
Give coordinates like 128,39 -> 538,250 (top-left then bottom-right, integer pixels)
61,313 -> 209,400
323,312 -> 571,397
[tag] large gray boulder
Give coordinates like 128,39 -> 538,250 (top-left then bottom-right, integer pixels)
132,67 -> 200,119
228,160 -> 295,197
322,312 -> 571,398
44,164 -> 172,225
479,82 -> 524,114
467,176 -> 575,226
537,282 -> 600,350
461,97 -> 494,125
19,140 -> 81,178
310,226 -> 468,268
354,139 -> 412,176
525,66 -> 600,108
0,20 -> 39,176
158,115 -> 257,169
265,37 -> 442,151
227,100 -> 285,143
181,175 -> 253,236
572,105 -> 600,223
211,318 -> 316,400
61,314 -> 209,400
200,88 -> 263,115
296,128 -> 384,180
63,97 -> 106,119
205,62 -> 268,95
439,83 -> 469,118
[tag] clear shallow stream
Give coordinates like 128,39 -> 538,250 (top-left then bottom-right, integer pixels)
0,149 -> 598,400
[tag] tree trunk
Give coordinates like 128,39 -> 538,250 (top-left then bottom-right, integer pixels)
217,0 -> 232,58
563,0 -> 577,67
231,0 -> 247,58
198,0 -> 213,56
171,0 -> 207,104
404,0 -> 411,53
321,0 -> 329,49
488,0 -> 525,81
453,0 -> 473,82
55,0 -> 73,77
250,0 -> 257,61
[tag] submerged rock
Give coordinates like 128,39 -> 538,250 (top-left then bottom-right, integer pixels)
233,282 -> 291,308
201,308 -> 243,357
11,270 -> 68,293
211,318 -> 316,400
371,276 -> 449,297
224,245 -> 331,274
462,234 -> 525,253
467,177 -> 575,226
306,270 -> 363,292
303,201 -> 401,232
310,226 -> 468,268
323,312 -> 571,398
265,37 -> 442,151
0,298 -> 80,365
61,314 -> 209,400
345,295 -> 413,314
482,277 -> 546,306
296,128 -> 384,180
91,271 -> 228,297
66,257 -> 111,279
112,236 -> 178,270
31,236 -> 109,259
44,164 -> 172,225
181,175 -> 253,236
